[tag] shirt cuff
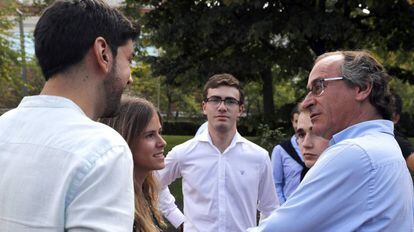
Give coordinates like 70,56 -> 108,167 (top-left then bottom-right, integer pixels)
165,207 -> 186,228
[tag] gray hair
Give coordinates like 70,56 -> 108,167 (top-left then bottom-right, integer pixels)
316,50 -> 393,120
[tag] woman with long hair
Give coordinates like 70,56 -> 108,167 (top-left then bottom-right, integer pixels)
100,96 -> 166,232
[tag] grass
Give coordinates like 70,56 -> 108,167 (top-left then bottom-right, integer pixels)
164,135 -> 193,153
162,135 -> 193,206
162,135 -> 192,231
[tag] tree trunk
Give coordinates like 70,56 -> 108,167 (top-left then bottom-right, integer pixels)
166,88 -> 172,120
260,68 -> 275,125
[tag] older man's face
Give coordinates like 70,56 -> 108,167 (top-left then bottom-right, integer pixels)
301,55 -> 359,139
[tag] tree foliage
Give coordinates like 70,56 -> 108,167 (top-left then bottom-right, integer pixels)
0,1 -> 44,108
128,61 -> 203,120
0,2 -> 19,88
125,0 -> 414,125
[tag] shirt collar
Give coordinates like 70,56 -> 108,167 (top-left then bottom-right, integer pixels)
329,119 -> 394,146
196,127 -> 244,151
18,95 -> 86,116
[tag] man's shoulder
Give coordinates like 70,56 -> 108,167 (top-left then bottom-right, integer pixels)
64,119 -> 128,152
238,136 -> 268,156
169,136 -> 199,155
4,106 -> 128,155
320,134 -> 395,172
79,120 -> 125,141
334,131 -> 397,154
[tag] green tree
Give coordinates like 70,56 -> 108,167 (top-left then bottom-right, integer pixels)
0,1 -> 23,108
129,61 -> 203,120
0,1 -> 44,108
125,0 -> 414,125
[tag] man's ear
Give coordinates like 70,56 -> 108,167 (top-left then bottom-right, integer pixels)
355,81 -> 373,102
202,101 -> 207,115
238,104 -> 245,117
93,37 -> 112,74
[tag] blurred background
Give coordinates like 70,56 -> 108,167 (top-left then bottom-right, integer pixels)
1,0 -> 414,147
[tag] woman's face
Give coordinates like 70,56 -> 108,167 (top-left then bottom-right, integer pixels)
132,113 -> 166,172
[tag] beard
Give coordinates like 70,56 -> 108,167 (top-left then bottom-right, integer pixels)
101,61 -> 125,118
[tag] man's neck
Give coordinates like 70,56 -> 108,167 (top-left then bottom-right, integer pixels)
322,104 -> 383,140
209,127 -> 237,153
40,73 -> 102,120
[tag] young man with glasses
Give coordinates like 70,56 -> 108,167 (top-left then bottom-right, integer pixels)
249,50 -> 413,231
158,73 -> 278,232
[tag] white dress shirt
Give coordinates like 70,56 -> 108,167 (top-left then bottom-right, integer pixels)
0,96 -> 134,231
158,129 -> 279,232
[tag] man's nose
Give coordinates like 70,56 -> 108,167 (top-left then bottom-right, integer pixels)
303,135 -> 313,148
302,92 -> 314,109
127,73 -> 133,85
217,101 -> 227,110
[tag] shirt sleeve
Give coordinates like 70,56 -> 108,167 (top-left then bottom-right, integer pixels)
258,153 -> 280,220
251,144 -> 372,232
271,145 -> 286,204
157,148 -> 186,228
66,145 -> 134,231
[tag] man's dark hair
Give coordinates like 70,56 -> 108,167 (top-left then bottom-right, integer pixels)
290,105 -> 299,120
203,73 -> 245,104
34,0 -> 139,80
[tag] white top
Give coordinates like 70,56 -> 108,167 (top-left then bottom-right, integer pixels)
195,121 -> 208,136
158,129 -> 279,232
0,95 -> 134,231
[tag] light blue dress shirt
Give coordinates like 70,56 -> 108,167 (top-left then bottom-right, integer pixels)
271,135 -> 304,204
249,120 -> 414,231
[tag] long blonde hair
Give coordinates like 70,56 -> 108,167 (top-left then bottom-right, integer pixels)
100,96 -> 166,232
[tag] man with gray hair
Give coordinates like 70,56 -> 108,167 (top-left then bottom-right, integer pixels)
249,50 -> 413,231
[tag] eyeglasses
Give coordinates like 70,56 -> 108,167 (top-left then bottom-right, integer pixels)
308,77 -> 344,96
204,96 -> 241,107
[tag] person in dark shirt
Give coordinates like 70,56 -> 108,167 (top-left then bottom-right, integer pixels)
392,93 -> 414,171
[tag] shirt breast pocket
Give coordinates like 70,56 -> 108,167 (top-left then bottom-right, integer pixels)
232,164 -> 261,193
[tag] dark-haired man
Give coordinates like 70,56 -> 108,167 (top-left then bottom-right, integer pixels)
249,50 -> 413,231
158,74 -> 278,232
0,0 -> 139,230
